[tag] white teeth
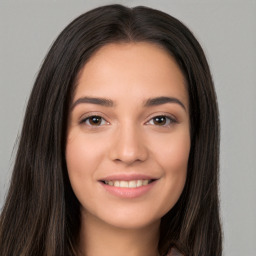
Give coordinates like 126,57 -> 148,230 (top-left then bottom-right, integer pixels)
142,180 -> 149,185
120,181 -> 129,188
129,180 -> 137,188
136,180 -> 143,187
104,179 -> 151,188
114,181 -> 119,187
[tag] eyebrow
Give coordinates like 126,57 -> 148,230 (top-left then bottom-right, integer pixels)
71,97 -> 114,110
71,96 -> 186,111
144,96 -> 186,111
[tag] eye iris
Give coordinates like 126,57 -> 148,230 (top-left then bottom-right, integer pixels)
89,116 -> 102,125
153,116 -> 166,125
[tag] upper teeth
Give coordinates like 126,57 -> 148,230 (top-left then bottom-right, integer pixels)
104,180 -> 151,188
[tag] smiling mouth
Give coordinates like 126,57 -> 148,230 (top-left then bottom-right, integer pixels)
101,179 -> 155,188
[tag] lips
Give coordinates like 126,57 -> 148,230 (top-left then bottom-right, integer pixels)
99,174 -> 158,198
100,173 -> 157,181
102,179 -> 153,188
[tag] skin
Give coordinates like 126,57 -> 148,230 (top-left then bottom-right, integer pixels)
66,42 -> 190,256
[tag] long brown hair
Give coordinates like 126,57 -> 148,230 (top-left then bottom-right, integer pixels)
0,4 -> 222,256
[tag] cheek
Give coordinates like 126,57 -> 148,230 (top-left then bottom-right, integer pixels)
151,128 -> 190,173
162,133 -> 190,184
66,132 -> 104,173
166,138 -> 190,171
65,133 -> 103,197
151,131 -> 190,212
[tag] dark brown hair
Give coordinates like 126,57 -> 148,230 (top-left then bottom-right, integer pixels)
0,4 -> 222,256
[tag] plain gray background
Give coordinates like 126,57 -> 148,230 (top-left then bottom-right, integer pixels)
0,0 -> 255,255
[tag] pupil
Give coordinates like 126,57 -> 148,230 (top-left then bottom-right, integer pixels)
90,116 -> 101,125
154,116 -> 166,125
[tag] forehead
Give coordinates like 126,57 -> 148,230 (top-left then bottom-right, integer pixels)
74,42 -> 188,107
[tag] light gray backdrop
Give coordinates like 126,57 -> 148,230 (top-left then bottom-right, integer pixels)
0,0 -> 255,255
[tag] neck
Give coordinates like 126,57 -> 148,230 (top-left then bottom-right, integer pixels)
77,211 -> 160,256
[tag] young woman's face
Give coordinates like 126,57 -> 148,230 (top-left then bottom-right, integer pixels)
66,42 -> 190,229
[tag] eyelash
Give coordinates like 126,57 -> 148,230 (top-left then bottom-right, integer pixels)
146,115 -> 177,127
80,114 -> 177,128
80,115 -> 109,127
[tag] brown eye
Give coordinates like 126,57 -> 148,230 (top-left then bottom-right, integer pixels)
89,116 -> 102,125
147,115 -> 176,126
82,116 -> 107,126
153,116 -> 167,125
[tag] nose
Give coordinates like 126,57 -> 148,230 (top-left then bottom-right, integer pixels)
108,123 -> 148,165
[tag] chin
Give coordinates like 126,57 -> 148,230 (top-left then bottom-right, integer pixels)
105,216 -> 160,230
87,206 -> 165,230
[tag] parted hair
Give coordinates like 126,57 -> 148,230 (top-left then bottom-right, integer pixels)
0,4 -> 222,256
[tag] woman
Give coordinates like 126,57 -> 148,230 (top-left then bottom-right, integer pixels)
0,4 -> 222,256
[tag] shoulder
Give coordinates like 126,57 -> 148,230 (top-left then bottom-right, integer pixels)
166,247 -> 184,256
